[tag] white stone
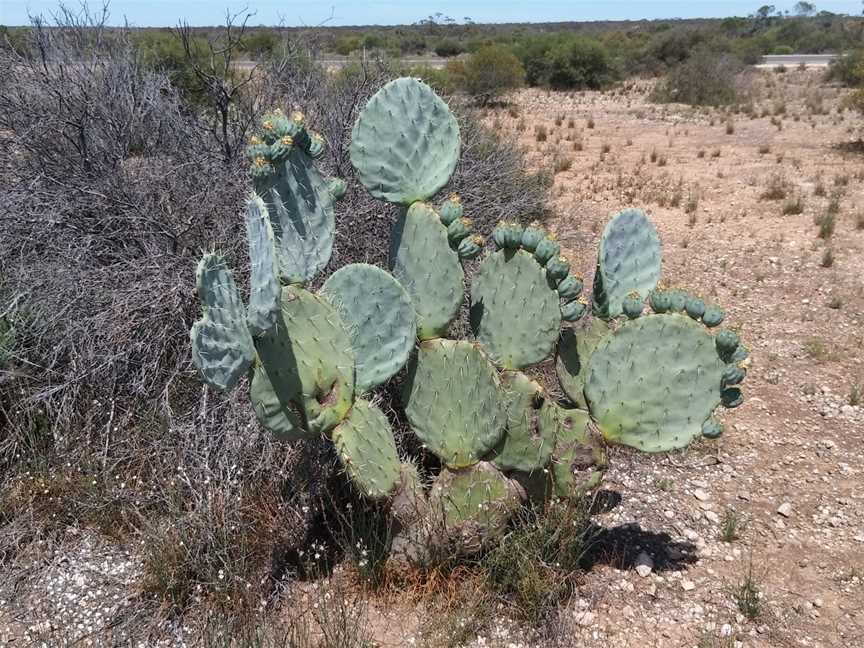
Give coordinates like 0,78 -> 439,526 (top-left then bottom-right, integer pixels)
574,611 -> 595,626
777,502 -> 793,517
635,551 -> 654,577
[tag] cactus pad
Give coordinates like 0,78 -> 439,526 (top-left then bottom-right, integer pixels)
332,399 -> 401,500
556,318 -> 612,409
249,363 -> 311,441
429,462 -> 523,553
350,78 -> 460,205
320,264 -> 416,392
592,209 -> 661,319
254,141 -> 339,285
190,254 -> 255,391
402,339 -> 505,468
470,249 -> 561,369
254,286 -> 355,436
245,195 -> 281,336
549,407 -> 607,498
585,313 -> 729,452
491,371 -> 557,473
390,202 -> 464,339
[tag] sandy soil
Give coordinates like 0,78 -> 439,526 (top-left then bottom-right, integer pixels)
468,69 -> 864,647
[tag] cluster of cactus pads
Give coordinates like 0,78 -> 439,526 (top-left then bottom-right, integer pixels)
190,78 -> 749,562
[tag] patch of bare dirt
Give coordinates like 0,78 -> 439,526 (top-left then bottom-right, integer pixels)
473,69 -> 864,647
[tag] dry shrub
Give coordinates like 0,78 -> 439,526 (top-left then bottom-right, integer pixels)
0,9 -> 550,621
651,50 -> 743,107
760,173 -> 790,200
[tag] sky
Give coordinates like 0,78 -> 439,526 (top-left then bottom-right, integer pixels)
1,1 -> 862,27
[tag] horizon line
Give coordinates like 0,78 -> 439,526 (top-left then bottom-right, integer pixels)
3,12 -> 860,29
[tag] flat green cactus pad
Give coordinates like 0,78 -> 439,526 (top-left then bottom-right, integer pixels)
249,363 -> 312,441
350,78 -> 460,205
390,203 -> 464,340
491,371 -> 557,473
245,195 -> 281,336
592,209 -> 661,319
556,318 -> 612,409
549,407 -> 607,498
320,263 -> 416,392
255,146 -> 337,285
429,462 -> 523,553
332,398 -> 401,500
190,254 -> 255,391
254,285 -> 355,436
470,249 -> 561,369
585,313 -> 727,452
403,339 -> 505,468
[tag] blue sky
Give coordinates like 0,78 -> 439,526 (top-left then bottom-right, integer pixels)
2,1 -> 861,27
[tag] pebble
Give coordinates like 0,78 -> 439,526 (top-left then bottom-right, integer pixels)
574,610 -> 595,626
681,579 -> 696,591
635,551 -> 654,578
693,488 -> 710,501
777,502 -> 794,517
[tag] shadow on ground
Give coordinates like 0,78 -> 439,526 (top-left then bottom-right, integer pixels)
581,489 -> 698,572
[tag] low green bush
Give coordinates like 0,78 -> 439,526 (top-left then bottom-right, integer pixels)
545,37 -> 615,90
651,49 -> 742,107
461,45 -> 525,103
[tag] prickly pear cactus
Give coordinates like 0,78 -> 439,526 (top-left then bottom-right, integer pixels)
254,285 -> 355,436
190,254 -> 255,391
246,110 -> 345,285
190,76 -> 751,566
350,78 -> 460,205
402,339 -> 506,468
490,372 -> 557,473
428,462 -> 523,554
549,408 -> 607,498
568,285 -> 747,452
320,263 -> 416,392
470,223 -> 588,369
190,109 -> 415,502
332,398 -> 401,500
592,208 -> 661,319
245,196 -> 282,337
390,202 -> 465,339
556,318 -> 611,410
